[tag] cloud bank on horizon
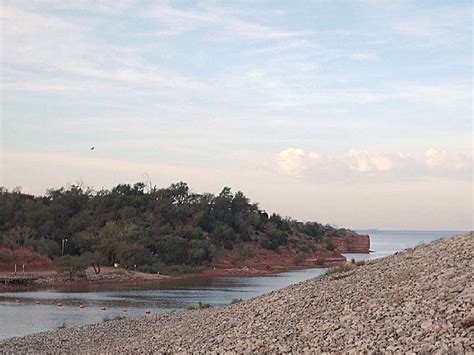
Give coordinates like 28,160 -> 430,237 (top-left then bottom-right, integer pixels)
1,0 -> 472,229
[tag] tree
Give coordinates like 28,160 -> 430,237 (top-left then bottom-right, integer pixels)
81,251 -> 106,275
57,255 -> 88,279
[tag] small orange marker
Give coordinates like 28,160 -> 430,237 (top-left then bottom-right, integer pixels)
35,300 -> 41,305
79,304 -> 85,309
101,305 -> 107,311
57,302 -> 63,307
15,298 -> 21,304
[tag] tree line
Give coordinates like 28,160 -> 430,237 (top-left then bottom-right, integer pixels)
0,182 -> 354,274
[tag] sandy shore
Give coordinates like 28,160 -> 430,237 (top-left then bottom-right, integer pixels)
1,232 -> 472,353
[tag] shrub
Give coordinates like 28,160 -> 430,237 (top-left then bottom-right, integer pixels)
293,253 -> 305,265
300,245 -> 310,253
259,238 -> 272,250
315,258 -> 325,266
325,242 -> 336,251
187,302 -> 212,310
223,240 -> 234,250
325,263 -> 354,275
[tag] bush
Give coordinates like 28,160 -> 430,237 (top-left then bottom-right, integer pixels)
325,263 -> 353,275
300,245 -> 310,253
259,238 -> 272,250
223,240 -> 234,250
187,301 -> 212,310
293,253 -> 305,265
315,258 -> 325,266
231,298 -> 243,304
325,242 -> 336,251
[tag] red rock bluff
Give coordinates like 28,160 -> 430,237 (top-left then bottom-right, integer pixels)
331,234 -> 370,253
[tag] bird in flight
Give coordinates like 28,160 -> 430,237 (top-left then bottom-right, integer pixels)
90,147 -> 95,150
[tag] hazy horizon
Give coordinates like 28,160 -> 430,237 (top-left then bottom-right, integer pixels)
1,1 -> 473,230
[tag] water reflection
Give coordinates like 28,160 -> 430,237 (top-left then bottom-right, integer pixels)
0,268 -> 328,340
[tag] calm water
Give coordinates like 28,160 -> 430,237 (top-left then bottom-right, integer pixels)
0,230 -> 463,340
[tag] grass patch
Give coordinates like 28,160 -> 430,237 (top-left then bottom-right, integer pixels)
325,263 -> 354,276
187,301 -> 212,311
325,259 -> 368,279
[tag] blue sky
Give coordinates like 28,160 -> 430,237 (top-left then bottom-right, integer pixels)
1,0 -> 472,229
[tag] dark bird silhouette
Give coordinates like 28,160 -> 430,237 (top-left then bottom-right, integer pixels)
90,147 -> 95,150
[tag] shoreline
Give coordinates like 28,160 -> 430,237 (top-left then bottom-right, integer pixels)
0,256 -> 346,293
1,232 -> 471,352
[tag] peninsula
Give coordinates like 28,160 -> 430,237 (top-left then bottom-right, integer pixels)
0,182 -> 369,290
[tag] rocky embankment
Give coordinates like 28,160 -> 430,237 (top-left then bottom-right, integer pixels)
332,234 -> 370,253
1,233 -> 472,353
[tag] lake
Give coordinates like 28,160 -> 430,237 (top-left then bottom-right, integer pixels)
0,230 -> 463,340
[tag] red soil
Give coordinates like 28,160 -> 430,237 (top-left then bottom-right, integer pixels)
0,246 -> 56,273
0,234 -> 369,292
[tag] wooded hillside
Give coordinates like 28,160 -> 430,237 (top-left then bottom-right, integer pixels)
0,182 -> 356,274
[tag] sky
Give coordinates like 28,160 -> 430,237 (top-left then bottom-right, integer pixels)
0,0 -> 472,230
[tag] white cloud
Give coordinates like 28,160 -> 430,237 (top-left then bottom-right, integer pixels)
276,148 -> 307,176
425,148 -> 471,171
274,147 -> 471,179
276,148 -> 394,176
425,148 -> 449,168
346,149 -> 393,173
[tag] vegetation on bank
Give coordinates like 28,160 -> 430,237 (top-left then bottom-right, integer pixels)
0,182 -> 356,275
325,259 -> 368,280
